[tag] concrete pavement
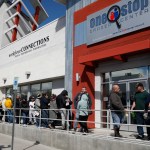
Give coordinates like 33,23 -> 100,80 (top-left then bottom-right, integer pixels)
0,133 -> 61,150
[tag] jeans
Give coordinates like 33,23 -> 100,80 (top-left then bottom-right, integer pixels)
74,110 -> 79,129
136,112 -> 144,136
145,118 -> 150,137
7,109 -> 13,123
41,110 -> 49,128
22,112 -> 28,124
111,112 -> 123,128
59,108 -> 67,129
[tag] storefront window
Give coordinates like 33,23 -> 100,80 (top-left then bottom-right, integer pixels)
42,82 -> 52,90
103,73 -> 109,82
31,84 -> 41,98
41,82 -> 52,98
112,66 -> 148,81
6,87 -> 13,96
21,85 -> 28,99
31,84 -> 40,91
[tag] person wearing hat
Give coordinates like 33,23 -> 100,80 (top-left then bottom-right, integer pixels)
131,83 -> 149,139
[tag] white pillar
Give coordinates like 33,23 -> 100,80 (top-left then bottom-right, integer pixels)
95,68 -> 103,128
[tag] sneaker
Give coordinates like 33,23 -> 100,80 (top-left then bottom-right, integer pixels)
136,135 -> 144,140
147,136 -> 150,141
23,124 -> 27,127
27,122 -> 32,125
82,132 -> 87,135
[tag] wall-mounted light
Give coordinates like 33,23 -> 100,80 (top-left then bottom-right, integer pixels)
25,71 -> 31,79
76,73 -> 80,82
2,78 -> 7,84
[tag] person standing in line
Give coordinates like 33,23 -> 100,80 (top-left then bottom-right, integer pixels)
74,87 -> 92,132
77,94 -> 89,134
2,97 -> 8,122
65,95 -> 73,129
56,90 -> 68,130
144,94 -> 150,140
0,99 -> 4,122
20,98 -> 29,126
34,94 -> 42,127
40,93 -> 49,128
109,84 -> 127,137
28,96 -> 36,125
131,83 -> 149,139
5,95 -> 13,123
15,94 -> 21,124
48,94 -> 58,129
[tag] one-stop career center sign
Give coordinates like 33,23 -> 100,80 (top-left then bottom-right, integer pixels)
87,0 -> 150,45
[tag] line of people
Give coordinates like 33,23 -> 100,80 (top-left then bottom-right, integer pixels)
0,87 -> 92,134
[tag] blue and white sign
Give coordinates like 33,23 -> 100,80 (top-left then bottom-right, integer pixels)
13,77 -> 19,90
87,0 -> 150,45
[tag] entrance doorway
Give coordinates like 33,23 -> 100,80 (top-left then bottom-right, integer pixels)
101,66 -> 150,131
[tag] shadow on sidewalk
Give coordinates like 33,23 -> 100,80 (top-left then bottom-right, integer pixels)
23,141 -> 40,150
0,145 -> 11,150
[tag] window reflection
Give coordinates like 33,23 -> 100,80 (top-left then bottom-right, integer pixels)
31,84 -> 40,91
42,82 -> 52,90
112,67 -> 148,81
21,85 -> 28,100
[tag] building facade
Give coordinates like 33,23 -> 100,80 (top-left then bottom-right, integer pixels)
0,16 -> 66,100
57,0 -> 150,129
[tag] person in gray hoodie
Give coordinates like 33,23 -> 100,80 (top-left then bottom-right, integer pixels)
77,94 -> 89,133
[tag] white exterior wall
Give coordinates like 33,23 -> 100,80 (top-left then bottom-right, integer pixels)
0,16 -> 66,98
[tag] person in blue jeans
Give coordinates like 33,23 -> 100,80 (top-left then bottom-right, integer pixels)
109,84 -> 127,137
131,83 -> 149,139
20,98 -> 29,125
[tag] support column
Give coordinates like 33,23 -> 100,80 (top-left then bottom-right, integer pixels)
11,2 -> 22,42
32,0 -> 42,31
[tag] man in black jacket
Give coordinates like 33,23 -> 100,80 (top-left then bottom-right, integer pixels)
109,84 -> 127,137
56,90 -> 68,129
15,94 -> 21,124
40,93 -> 49,128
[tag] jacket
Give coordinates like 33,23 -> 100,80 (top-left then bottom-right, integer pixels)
56,90 -> 68,109
109,92 -> 124,112
77,94 -> 89,116
74,92 -> 92,109
40,96 -> 49,109
20,100 -> 29,114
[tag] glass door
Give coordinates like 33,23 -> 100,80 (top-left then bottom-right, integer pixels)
128,80 -> 148,131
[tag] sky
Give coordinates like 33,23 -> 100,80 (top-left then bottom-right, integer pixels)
22,0 -> 66,27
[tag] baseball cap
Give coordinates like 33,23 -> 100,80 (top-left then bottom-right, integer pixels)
136,83 -> 144,88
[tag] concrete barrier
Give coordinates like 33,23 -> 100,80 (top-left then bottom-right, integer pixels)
0,123 -> 150,150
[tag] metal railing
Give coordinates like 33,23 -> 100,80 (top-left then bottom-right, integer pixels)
0,108 -> 150,135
